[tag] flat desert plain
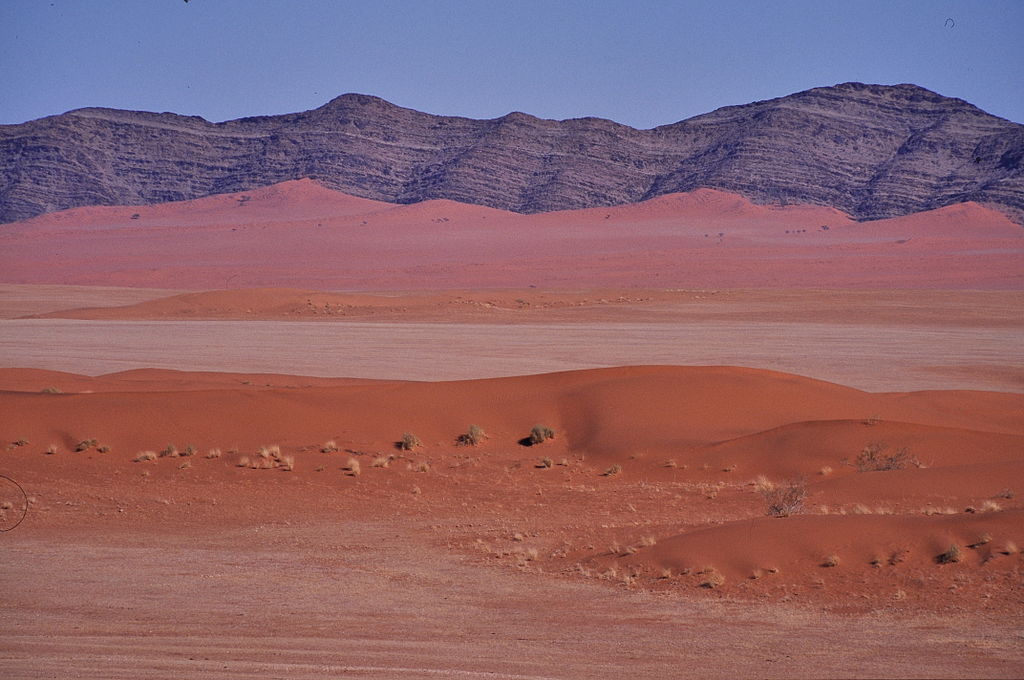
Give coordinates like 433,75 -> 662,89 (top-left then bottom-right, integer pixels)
2,182 -> 1023,678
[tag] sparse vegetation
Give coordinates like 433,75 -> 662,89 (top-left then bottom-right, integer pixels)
75,439 -> 98,452
206,448 -> 222,459
968,533 -> 992,548
280,455 -> 295,472
159,444 -> 178,458
40,386 -> 62,394
698,566 -> 725,588
344,457 -> 361,476
456,425 -> 487,447
538,457 -> 553,468
321,440 -> 339,453
760,478 -> 806,517
96,445 -> 111,453
936,544 -> 962,564
851,443 -> 919,472
13,439 -> 29,447
602,464 -> 622,477
180,444 -> 197,457
133,450 -> 157,462
371,455 -> 392,468
529,425 -> 556,445
45,444 -> 58,455
822,554 -> 840,568
979,500 -> 1001,513
398,433 -> 422,451
236,455 -> 251,468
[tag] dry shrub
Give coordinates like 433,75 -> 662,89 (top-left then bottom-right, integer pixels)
456,425 -> 487,447
206,448 -> 222,459
236,455 -> 251,468
371,455 -> 392,468
602,464 -> 622,477
664,459 -> 677,468
529,425 -> 555,445
321,440 -> 339,453
45,444 -> 58,455
345,457 -> 361,476
280,455 -> 295,472
936,544 -> 962,564
133,450 -> 157,462
398,433 -> 422,451
818,466 -> 833,476
177,461 -> 191,470
979,500 -> 1001,513
761,478 -> 806,517
537,457 -> 553,469
821,554 -> 840,567
413,461 -> 430,473
852,443 -> 919,472
41,386 -> 62,394
180,444 -> 197,457
96,445 -> 110,453
698,566 -> 725,588
75,439 -> 98,452
159,444 -> 178,458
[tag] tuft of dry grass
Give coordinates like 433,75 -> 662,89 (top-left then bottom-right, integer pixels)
698,566 -> 725,588
640,536 -> 657,547
41,386 -> 62,394
413,461 -> 430,473
968,533 -> 992,548
529,425 -> 556,445
96,445 -> 110,453
159,444 -> 178,458
998,541 -> 1018,555
180,444 -> 197,457
398,433 -> 422,451
178,461 -> 191,470
752,475 -> 774,493
321,440 -> 339,453
75,439 -> 98,452
664,459 -> 677,468
133,450 -> 157,462
371,455 -> 392,468
45,444 -> 58,455
280,455 -> 295,472
818,466 -> 833,476
889,549 -> 909,565
206,448 -> 222,459
979,499 -> 1002,513
537,457 -> 553,469
456,424 -> 487,447
236,455 -> 251,468
936,544 -> 962,564
821,554 -> 840,568
602,464 -> 622,477
345,457 -> 361,476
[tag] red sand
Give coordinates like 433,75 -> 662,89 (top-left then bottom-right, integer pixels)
2,365 -> 1023,677
2,179 -> 1021,289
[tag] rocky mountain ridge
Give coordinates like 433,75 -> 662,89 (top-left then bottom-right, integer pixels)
1,82 -> 1021,224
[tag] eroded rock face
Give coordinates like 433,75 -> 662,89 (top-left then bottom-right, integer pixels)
1,82 -> 1021,223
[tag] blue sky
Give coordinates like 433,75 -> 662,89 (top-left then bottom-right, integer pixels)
2,0 -> 1022,127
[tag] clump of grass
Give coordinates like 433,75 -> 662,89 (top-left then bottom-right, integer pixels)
133,450 -> 157,462
178,461 -> 191,470
280,455 -> 295,472
205,448 -> 222,459
818,466 -> 833,476
456,425 -> 487,447
345,457 -> 361,476
371,454 -> 392,468
12,439 -> 29,447
968,533 -> 992,549
96,445 -> 110,453
979,500 -> 1002,513
602,464 -> 622,477
936,544 -> 962,564
321,440 -> 339,453
851,443 -> 919,472
529,425 -> 556,445
180,444 -> 197,457
537,457 -> 553,469
760,478 -> 806,517
698,566 -> 725,588
821,554 -> 840,568
44,444 -> 58,455
75,439 -> 98,452
41,386 -> 62,394
640,536 -> 657,547
889,549 -> 909,565
159,444 -> 178,458
664,459 -> 677,468
236,455 -> 251,468
398,433 -> 422,451
413,461 -> 430,473
994,488 -> 1014,500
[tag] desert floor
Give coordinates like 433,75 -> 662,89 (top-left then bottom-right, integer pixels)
1,285 -> 1023,679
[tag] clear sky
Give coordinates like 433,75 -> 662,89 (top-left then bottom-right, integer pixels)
2,0 -> 1022,128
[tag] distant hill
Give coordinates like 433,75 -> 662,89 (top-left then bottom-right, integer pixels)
1,82 -> 1021,224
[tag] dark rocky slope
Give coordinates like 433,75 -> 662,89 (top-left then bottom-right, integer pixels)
1,82 -> 1021,224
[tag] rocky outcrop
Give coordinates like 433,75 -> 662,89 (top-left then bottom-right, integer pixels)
1,82 -> 1021,223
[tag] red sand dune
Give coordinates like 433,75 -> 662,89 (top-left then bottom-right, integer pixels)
2,179 -> 1020,289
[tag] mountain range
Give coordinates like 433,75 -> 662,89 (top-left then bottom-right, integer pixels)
1,82 -> 1021,224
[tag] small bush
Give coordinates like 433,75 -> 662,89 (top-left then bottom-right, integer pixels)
602,464 -> 622,477
761,478 -> 806,517
852,443 -> 919,472
456,425 -> 487,447
822,554 -> 840,567
133,450 -> 157,462
936,544 -> 962,564
345,457 -> 361,476
398,433 -> 422,451
371,455 -> 392,468
159,444 -> 178,458
75,439 -> 98,452
529,425 -> 556,445
96,445 -> 111,453
180,444 -> 197,457
321,440 -> 339,453
537,457 -> 553,468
